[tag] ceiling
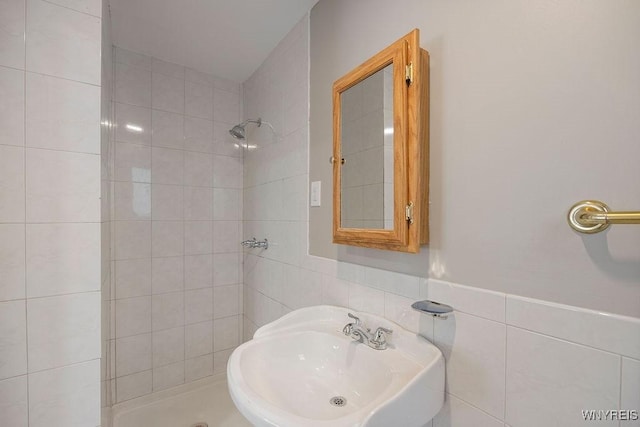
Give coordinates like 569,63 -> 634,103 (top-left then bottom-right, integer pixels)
109,0 -> 318,83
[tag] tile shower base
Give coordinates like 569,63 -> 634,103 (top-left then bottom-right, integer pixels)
112,373 -> 251,427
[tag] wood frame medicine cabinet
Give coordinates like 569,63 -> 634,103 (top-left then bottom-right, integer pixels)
332,29 -> 429,253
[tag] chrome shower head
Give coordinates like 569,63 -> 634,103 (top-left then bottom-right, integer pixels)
229,118 -> 263,140
229,124 -> 246,140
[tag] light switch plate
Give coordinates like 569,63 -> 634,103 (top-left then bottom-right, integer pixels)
310,181 -> 321,207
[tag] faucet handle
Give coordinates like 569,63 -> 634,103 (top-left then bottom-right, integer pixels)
347,312 -> 361,326
373,327 -> 393,342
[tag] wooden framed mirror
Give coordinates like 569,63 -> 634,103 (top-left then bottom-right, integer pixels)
332,29 -> 429,253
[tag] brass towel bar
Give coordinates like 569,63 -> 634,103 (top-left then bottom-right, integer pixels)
568,200 -> 640,234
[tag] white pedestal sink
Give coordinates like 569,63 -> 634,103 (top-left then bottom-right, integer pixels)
227,306 -> 444,427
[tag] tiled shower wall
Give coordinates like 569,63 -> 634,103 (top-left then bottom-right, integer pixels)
110,47 -> 244,403
0,0 -> 103,425
242,14 -> 640,427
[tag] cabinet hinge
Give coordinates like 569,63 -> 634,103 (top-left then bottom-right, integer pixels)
405,63 -> 414,86
405,202 -> 414,224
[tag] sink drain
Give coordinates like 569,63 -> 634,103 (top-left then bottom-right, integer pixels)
190,423 -> 208,427
329,396 -> 347,407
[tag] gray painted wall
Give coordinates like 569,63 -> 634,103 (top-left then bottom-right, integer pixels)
309,0 -> 640,316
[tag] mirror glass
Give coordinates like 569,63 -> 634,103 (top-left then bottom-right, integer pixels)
340,64 -> 394,230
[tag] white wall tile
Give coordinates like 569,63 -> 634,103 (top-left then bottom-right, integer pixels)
348,282 -> 384,317
183,221 -> 212,255
115,333 -> 151,377
184,254 -> 213,290
114,221 -> 151,260
213,315 -> 240,351
505,326 -> 620,427
281,266 -> 321,310
115,370 -> 152,402
184,151 -> 213,187
320,275 -> 349,308
245,255 -> 282,300
282,174 -> 306,221
152,291 -> 184,331
185,321 -> 213,359
0,67 -> 25,146
152,256 -> 184,294
152,73 -> 184,114
151,58 -> 184,79
115,103 -> 151,145
45,0 -> 101,17
115,63 -> 151,108
152,361 -> 184,392
429,280 -> 506,323
114,142 -> 151,182
151,109 -> 184,149
213,348 -> 234,373
151,147 -> 183,185
0,300 -> 27,380
151,184 -> 183,220
185,354 -> 213,382
0,375 -> 28,427
152,327 -> 184,367
185,287 -> 213,324
152,220 -> 183,257
27,292 -> 100,372
0,145 -> 25,223
186,68 -> 213,86
28,359 -> 100,427
213,155 -> 243,189
115,296 -> 151,338
184,187 -> 213,220
212,220 -> 240,253
0,224 -> 25,301
363,266 -> 421,299
115,47 -> 151,70
434,394 -> 504,427
26,73 -> 100,153
114,181 -> 151,220
214,188 -> 241,220
213,253 -> 239,286
26,149 -> 100,222
507,295 -> 640,360
384,292 -> 421,334
0,0 -> 25,69
214,285 -> 240,319
213,88 -> 240,124
186,81 -> 213,119
26,223 -> 100,297
434,312 -> 506,419
26,0 -> 100,85
184,116 -> 213,153
621,357 -> 640,427
213,77 -> 239,94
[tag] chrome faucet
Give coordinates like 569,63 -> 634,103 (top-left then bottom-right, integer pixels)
342,313 -> 393,350
241,237 -> 268,249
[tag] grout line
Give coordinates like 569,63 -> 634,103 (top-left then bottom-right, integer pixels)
40,0 -> 101,18
20,144 -> 101,156
148,62 -> 154,397
22,1 -> 29,419
24,68 -> 101,88
504,294 -> 508,422
182,70 -> 187,385
446,392 -> 506,425
618,355 -> 623,415
508,323 -> 630,359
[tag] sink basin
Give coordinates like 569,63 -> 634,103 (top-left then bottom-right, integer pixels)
227,305 -> 444,427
